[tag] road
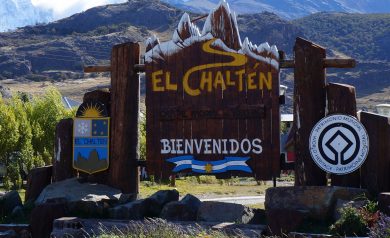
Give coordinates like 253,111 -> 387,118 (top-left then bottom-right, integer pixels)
200,195 -> 265,205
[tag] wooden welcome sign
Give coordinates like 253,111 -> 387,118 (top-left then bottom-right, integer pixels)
145,1 -> 280,180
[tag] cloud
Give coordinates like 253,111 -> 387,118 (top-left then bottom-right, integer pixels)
31,0 -> 127,20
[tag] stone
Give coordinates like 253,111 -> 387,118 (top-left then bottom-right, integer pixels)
30,201 -> 68,238
0,191 -> 22,216
265,186 -> 368,220
0,230 -> 17,238
197,201 -> 255,224
160,194 -> 201,221
25,166 -> 52,203
378,192 -> 390,216
333,199 -> 366,221
109,199 -> 150,220
35,178 -> 122,206
147,190 -> 180,217
266,209 -> 308,236
109,190 -> 179,219
10,206 -> 24,219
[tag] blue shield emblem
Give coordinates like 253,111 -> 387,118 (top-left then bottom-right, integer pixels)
73,118 -> 110,174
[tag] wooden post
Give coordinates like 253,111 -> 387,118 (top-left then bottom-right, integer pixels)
360,112 -> 390,195
327,83 -> 360,187
109,43 -> 140,194
53,118 -> 76,182
293,37 -> 327,186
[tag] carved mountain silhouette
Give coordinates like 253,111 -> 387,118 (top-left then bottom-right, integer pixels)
74,149 -> 108,174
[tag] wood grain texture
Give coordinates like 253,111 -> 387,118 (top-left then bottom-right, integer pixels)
327,83 -> 360,187
360,112 -> 390,195
293,37 -> 327,186
109,43 -> 140,194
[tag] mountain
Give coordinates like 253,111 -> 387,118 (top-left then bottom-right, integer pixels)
161,0 -> 390,19
0,0 -> 53,32
0,0 -> 389,109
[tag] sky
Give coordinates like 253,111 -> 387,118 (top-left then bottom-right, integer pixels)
31,0 -> 127,20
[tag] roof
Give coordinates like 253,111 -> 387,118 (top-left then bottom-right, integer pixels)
62,97 -> 81,109
281,114 -> 294,122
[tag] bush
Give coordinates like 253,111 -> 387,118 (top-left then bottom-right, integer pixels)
330,206 -> 368,236
0,87 -> 74,189
369,213 -> 390,238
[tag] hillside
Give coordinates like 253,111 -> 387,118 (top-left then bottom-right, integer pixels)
293,12 -> 390,60
162,0 -> 390,19
0,0 -> 389,109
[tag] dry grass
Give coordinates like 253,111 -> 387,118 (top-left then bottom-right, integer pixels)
140,176 -> 270,199
1,77 -> 110,102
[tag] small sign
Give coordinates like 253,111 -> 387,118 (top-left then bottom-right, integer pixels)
309,114 -> 369,175
73,100 -> 110,174
73,118 -> 110,174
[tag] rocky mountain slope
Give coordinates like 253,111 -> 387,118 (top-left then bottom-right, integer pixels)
162,0 -> 390,19
0,0 -> 389,108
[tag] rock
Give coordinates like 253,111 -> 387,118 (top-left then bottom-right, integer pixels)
266,209 -> 308,236
0,230 -> 17,238
197,201 -> 255,224
147,190 -> 180,217
35,178 -> 122,205
109,199 -> 150,220
379,193 -> 390,216
109,190 -> 179,219
0,86 -> 12,99
160,194 -> 201,221
265,186 -> 368,220
10,206 -> 24,219
25,166 -> 52,203
30,201 -> 68,238
333,199 -> 366,221
0,191 -> 22,216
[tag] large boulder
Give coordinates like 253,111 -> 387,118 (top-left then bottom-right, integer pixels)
109,190 -> 179,220
197,201 -> 255,224
25,166 -> 52,203
265,186 -> 368,220
160,194 -> 201,221
146,190 -> 180,217
35,178 -> 125,217
35,178 -> 122,205
266,209 -> 308,236
0,191 -> 22,216
109,199 -> 150,220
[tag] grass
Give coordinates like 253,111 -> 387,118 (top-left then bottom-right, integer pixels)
139,176 -> 270,199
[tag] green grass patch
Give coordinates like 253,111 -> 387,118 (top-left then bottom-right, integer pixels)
140,176 -> 270,198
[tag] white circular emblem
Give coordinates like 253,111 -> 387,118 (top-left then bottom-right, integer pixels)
309,114 -> 369,175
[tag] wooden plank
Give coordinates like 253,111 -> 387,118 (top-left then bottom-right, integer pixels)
326,83 -> 360,187
53,118 -> 76,182
293,37 -> 327,186
84,65 -> 111,73
324,59 -> 356,68
109,43 -> 140,194
360,112 -> 390,195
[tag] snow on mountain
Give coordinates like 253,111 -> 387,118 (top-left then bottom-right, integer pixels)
0,0 -> 53,32
161,0 -> 390,19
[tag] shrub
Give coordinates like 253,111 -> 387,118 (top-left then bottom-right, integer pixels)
369,213 -> 390,238
329,206 -> 368,236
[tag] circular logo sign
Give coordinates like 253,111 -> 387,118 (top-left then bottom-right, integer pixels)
309,114 -> 369,175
